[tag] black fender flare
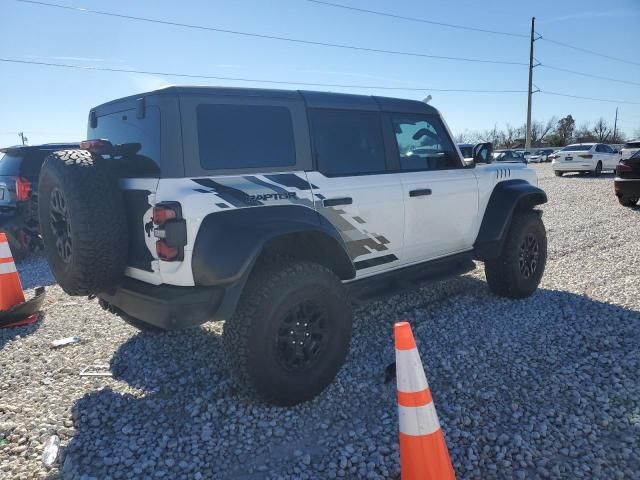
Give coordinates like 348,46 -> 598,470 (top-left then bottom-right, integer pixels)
473,180 -> 547,261
191,204 -> 355,286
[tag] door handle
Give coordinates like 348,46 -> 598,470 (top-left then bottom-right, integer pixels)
323,197 -> 353,207
409,188 -> 432,197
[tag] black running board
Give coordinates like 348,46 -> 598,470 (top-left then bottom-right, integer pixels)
345,253 -> 475,304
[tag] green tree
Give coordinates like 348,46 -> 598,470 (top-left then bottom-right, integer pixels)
554,115 -> 575,146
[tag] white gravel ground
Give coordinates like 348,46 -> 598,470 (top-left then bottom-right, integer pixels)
1,164 -> 639,479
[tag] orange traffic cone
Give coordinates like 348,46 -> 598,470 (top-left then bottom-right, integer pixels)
0,232 -> 45,327
395,321 -> 455,480
0,232 -> 25,309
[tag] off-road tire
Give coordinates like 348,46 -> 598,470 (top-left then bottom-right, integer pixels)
618,197 -> 638,207
38,150 -> 129,295
554,171 -> 563,177
223,260 -> 352,406
484,211 -> 547,299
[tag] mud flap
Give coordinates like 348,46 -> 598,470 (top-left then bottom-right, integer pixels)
0,287 -> 46,327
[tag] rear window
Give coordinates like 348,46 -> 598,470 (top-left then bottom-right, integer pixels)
0,151 -> 46,176
0,154 -> 22,176
309,109 -> 386,176
562,145 -> 593,152
624,141 -> 640,149
91,106 -> 161,176
197,104 -> 296,170
459,146 -> 473,158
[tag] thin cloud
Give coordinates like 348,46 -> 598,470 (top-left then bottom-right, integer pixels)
541,9 -> 640,24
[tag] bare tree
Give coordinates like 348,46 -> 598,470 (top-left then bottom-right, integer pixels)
592,118 -> 612,142
574,122 -> 594,142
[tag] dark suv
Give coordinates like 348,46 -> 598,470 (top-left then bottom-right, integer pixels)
615,149 -> 640,207
0,143 -> 79,258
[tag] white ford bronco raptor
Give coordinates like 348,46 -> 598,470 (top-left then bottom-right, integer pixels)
39,86 -> 547,405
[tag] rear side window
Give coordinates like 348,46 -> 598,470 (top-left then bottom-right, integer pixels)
197,104 -> 296,170
309,109 -> 386,176
91,106 -> 161,177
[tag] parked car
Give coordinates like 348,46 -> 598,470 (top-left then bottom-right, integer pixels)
493,149 -> 526,163
457,143 -> 473,159
551,143 -> 618,176
529,148 -> 555,163
620,139 -> 640,161
514,150 -> 533,162
615,149 -> 640,207
0,143 -> 79,258
38,86 -> 547,405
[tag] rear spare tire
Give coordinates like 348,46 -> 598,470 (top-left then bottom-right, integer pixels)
38,149 -> 128,295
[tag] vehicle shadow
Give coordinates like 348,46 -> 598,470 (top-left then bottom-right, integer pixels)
59,276 -> 640,479
0,312 -> 44,351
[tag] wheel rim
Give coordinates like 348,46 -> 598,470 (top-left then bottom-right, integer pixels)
518,233 -> 539,279
49,187 -> 72,263
275,300 -> 328,372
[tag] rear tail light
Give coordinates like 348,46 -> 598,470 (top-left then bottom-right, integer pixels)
578,154 -> 593,159
156,240 -> 179,261
15,177 -> 31,201
617,162 -> 633,174
152,202 -> 187,261
152,205 -> 177,225
79,139 -> 113,154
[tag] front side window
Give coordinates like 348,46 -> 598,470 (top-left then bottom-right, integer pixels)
197,104 -> 296,170
309,109 -> 386,176
391,115 -> 459,171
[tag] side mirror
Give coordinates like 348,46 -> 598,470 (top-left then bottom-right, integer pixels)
472,142 -> 493,164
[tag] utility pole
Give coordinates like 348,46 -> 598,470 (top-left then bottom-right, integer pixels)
613,107 -> 618,142
525,17 -> 536,152
18,132 -> 28,145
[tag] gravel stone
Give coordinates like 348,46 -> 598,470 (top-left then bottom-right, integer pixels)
1,166 -> 639,479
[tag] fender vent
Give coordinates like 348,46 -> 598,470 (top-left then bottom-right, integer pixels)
496,168 -> 511,179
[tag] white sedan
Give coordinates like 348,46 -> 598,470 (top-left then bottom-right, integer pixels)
551,143 -> 618,177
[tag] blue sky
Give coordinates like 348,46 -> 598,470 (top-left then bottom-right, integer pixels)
1,0 -> 639,146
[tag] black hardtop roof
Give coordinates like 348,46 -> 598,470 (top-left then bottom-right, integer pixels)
92,85 -> 440,115
0,143 -> 80,154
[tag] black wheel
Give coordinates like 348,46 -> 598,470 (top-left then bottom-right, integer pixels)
38,150 -> 129,295
618,197 -> 638,207
485,211 -> 547,299
593,161 -> 602,177
223,260 -> 352,406
554,170 -> 563,177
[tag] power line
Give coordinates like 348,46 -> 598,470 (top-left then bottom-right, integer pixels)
540,90 -> 640,105
301,0 -> 528,38
4,56 -> 639,105
0,57 -> 527,93
538,37 -> 640,67
14,0 -> 527,66
541,64 -> 640,87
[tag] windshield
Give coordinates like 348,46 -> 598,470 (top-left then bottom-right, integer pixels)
624,141 -> 640,149
562,144 -> 593,152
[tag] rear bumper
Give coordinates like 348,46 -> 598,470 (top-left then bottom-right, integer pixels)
552,162 -> 593,172
614,178 -> 640,198
98,277 -> 229,330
